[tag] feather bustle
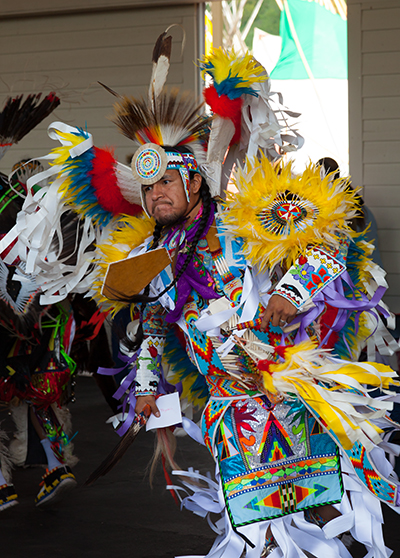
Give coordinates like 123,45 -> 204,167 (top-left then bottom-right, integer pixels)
0,93 -> 60,147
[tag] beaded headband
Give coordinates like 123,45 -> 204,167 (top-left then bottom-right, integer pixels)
131,143 -> 199,211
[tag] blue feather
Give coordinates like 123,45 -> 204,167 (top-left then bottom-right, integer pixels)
61,128 -> 114,226
203,63 -> 259,100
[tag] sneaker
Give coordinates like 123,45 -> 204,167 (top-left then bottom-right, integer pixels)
0,483 -> 19,512
35,465 -> 77,507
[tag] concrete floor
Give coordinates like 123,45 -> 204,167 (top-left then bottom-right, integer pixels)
0,377 -> 399,558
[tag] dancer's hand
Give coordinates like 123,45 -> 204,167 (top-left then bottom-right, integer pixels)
260,294 -> 297,330
135,395 -> 160,417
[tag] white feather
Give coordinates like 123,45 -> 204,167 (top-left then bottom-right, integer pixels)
149,55 -> 170,107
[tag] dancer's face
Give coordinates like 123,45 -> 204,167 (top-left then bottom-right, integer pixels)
143,170 -> 202,226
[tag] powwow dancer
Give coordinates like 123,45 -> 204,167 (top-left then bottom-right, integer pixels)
94,47 -> 400,558
0,94 -> 79,509
0,35 -> 399,556
0,81 -> 143,507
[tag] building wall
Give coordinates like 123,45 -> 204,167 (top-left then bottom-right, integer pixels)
0,0 -> 207,16
0,3 -> 203,173
348,0 -> 400,311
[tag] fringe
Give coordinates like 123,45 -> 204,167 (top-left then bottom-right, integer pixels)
52,405 -> 79,468
148,427 -> 179,488
171,454 -> 393,558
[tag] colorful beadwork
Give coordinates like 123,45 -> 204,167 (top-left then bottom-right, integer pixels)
275,246 -> 346,308
345,441 -> 397,505
216,398 -> 343,527
257,192 -> 319,236
202,398 -> 231,453
187,323 -> 226,378
134,144 -> 165,182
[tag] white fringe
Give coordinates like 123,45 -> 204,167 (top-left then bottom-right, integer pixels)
170,453 -> 395,558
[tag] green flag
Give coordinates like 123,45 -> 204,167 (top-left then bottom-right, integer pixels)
270,0 -> 347,80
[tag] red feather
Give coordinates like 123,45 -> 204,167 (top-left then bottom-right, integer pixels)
90,147 -> 142,217
203,85 -> 242,144
258,358 -> 275,373
275,345 -> 290,359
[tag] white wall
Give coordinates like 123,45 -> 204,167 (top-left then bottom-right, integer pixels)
0,3 -> 202,173
348,0 -> 400,311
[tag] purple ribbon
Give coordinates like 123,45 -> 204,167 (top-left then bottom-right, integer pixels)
97,350 -> 138,377
290,270 -> 388,349
165,205 -> 219,322
97,349 -> 182,436
97,351 -> 140,435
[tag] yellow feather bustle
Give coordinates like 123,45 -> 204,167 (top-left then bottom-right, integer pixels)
350,236 -> 380,295
49,129 -> 85,167
221,156 -> 360,272
256,340 -> 399,452
91,214 -> 155,314
49,130 -> 87,202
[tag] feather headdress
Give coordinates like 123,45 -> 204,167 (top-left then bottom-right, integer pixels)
104,29 -> 214,205
221,155 -> 359,271
199,48 -> 267,196
113,89 -> 211,168
200,48 -> 266,144
201,48 -> 265,98
149,30 -> 173,108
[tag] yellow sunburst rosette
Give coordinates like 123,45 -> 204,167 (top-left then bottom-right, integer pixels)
221,155 -> 360,272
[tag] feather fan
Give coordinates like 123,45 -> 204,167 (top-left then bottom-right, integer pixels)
84,409 -> 149,486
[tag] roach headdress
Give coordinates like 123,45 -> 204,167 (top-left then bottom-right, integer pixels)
111,29 -> 212,208
113,89 -> 211,207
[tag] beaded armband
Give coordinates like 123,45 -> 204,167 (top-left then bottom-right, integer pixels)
274,245 -> 347,309
134,335 -> 164,396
